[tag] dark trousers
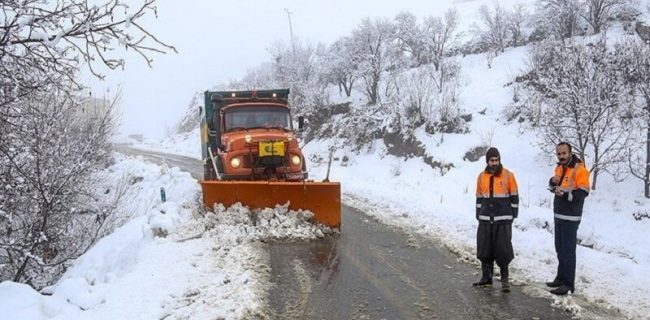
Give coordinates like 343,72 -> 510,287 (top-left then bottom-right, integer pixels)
554,219 -> 579,290
476,222 -> 514,268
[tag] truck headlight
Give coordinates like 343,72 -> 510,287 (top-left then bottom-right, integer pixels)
286,134 -> 293,142
230,158 -> 241,168
291,155 -> 301,166
244,135 -> 252,143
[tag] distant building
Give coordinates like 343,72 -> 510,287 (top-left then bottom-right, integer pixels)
128,134 -> 144,142
80,97 -> 112,120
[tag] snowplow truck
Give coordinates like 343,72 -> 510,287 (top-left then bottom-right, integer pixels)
200,89 -> 341,228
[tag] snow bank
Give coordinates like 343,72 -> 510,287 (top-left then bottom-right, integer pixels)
0,154 -> 274,319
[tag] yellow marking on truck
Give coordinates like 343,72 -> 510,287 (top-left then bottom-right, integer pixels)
259,140 -> 285,157
201,123 -> 208,144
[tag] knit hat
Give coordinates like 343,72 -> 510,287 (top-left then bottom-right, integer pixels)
485,147 -> 500,163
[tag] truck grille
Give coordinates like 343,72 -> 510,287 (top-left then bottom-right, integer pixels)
242,155 -> 285,168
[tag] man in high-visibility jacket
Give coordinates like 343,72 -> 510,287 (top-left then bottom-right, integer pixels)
473,147 -> 519,292
546,142 -> 590,295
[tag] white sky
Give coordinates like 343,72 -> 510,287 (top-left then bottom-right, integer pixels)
86,0 -> 488,139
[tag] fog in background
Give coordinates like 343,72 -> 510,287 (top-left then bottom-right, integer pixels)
86,0 -> 489,139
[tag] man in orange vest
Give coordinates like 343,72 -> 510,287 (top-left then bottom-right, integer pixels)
546,142 -> 590,295
473,147 -> 519,292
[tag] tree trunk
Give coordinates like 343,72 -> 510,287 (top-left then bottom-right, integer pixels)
645,122 -> 650,197
13,257 -> 29,282
593,23 -> 601,34
344,78 -> 354,97
369,74 -> 379,105
590,147 -> 598,190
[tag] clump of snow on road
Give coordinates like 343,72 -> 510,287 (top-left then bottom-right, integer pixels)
203,203 -> 337,241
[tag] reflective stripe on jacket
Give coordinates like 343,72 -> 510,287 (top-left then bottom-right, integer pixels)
552,155 -> 590,222
476,167 -> 519,224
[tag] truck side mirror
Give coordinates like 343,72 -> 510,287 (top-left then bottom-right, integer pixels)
298,116 -> 305,131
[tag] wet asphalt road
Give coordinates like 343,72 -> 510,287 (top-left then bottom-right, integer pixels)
267,206 -> 572,320
114,145 -> 619,320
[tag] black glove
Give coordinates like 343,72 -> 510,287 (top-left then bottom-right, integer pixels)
548,177 -> 558,193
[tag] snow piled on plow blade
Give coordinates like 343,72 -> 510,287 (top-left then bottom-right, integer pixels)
201,202 -> 338,241
200,180 -> 341,228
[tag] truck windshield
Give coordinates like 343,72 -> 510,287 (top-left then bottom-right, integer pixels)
224,106 -> 291,131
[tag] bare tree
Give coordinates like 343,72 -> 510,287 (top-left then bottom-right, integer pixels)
350,18 -> 398,105
393,11 -> 427,67
579,0 -> 625,34
476,3 -> 509,54
506,4 -> 529,47
0,0 -> 176,109
0,0 -> 173,287
516,37 -> 636,189
535,0 -> 584,40
398,68 -> 436,127
422,8 -> 459,71
617,36 -> 650,197
236,63 -> 277,90
428,59 -> 465,134
267,38 -> 325,113
320,37 -> 360,98
0,86 -> 124,287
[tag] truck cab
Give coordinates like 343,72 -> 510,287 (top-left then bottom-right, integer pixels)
201,89 -> 308,181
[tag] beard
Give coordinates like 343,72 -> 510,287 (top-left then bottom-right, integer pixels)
486,164 -> 502,174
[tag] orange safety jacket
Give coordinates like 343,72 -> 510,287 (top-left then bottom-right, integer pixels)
476,167 -> 519,224
550,155 -> 590,222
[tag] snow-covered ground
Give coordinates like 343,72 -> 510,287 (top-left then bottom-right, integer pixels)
0,154 -> 332,320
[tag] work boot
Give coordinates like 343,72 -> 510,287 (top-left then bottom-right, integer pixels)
550,285 -> 573,295
472,262 -> 493,287
545,279 -> 562,288
500,266 -> 510,292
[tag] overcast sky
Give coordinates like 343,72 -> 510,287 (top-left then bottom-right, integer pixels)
86,0 -> 498,139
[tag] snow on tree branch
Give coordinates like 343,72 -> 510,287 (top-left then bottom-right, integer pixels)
0,0 -> 176,108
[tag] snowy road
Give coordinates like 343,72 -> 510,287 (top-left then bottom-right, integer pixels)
113,145 -> 618,319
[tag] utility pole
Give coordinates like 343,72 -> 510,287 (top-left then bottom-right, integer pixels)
284,8 -> 296,57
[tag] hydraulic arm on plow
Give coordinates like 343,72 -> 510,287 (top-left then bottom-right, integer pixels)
199,89 -> 341,228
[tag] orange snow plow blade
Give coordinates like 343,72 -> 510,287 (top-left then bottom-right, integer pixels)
200,180 -> 341,228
